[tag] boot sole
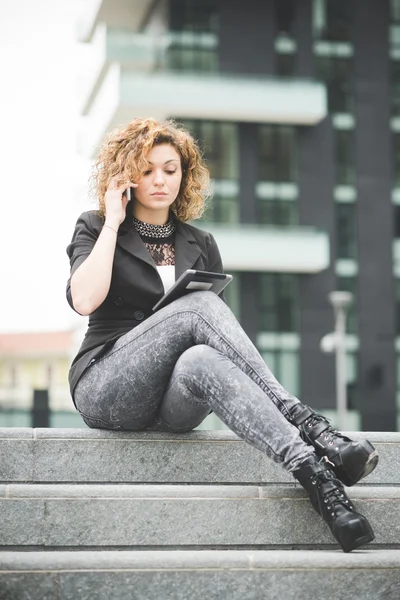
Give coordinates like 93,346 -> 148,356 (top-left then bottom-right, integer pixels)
358,449 -> 379,481
332,441 -> 379,487
334,514 -> 375,553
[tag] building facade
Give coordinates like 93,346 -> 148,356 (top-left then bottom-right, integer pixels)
0,331 -> 82,427
75,0 -> 400,431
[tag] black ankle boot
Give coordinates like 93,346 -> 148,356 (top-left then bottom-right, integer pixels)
294,456 -> 375,552
289,404 -> 379,486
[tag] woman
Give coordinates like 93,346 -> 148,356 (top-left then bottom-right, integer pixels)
67,117 -> 378,553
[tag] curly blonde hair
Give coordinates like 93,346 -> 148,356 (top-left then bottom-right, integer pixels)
90,117 -> 211,222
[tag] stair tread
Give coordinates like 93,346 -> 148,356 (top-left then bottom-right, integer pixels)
1,483 -> 400,499
1,428 -> 397,486
1,549 -> 400,571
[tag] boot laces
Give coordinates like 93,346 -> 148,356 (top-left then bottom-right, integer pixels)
305,414 -> 345,446
313,471 -> 353,515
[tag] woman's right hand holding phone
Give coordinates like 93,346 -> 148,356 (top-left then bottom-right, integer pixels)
104,176 -> 138,228
71,177 -> 138,315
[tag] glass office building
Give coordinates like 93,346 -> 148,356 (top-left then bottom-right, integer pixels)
70,0 -> 399,431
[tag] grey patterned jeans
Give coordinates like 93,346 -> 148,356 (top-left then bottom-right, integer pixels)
74,291 -> 315,473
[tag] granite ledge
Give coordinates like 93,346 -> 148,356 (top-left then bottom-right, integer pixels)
1,428 -> 399,443
0,549 -> 400,571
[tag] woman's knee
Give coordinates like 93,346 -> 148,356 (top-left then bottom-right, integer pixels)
173,344 -> 218,377
175,290 -> 226,314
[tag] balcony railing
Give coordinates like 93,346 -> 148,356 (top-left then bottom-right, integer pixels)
78,27 -> 327,156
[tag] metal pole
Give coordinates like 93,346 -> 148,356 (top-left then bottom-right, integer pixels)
328,291 -> 353,431
335,306 -> 347,431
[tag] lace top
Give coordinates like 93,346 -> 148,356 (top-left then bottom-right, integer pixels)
133,216 -> 176,266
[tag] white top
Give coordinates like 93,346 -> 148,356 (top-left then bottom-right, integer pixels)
157,265 -> 175,294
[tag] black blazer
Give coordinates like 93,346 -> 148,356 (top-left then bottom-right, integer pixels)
66,206 -> 225,400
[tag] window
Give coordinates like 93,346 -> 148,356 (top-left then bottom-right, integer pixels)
395,279 -> 400,334
393,133 -> 400,188
259,125 -> 297,182
276,52 -> 297,77
275,35 -> 297,77
316,55 -> 354,113
167,42 -> 218,72
336,129 -> 355,186
180,120 -> 238,180
207,191 -> 239,223
336,276 -> 357,334
261,349 -> 300,396
391,61 -> 400,117
259,274 -> 299,332
169,0 -> 218,33
274,0 -> 296,39
313,0 -> 352,43
258,199 -> 298,226
345,352 -> 359,411
178,120 -> 239,223
394,206 -> 400,238
183,120 -> 237,177
224,272 -> 240,320
391,0 -> 400,23
336,203 -> 357,260
168,0 -> 218,72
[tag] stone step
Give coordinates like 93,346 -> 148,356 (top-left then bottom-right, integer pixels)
1,428 -> 399,485
1,549 -> 400,600
1,484 -> 399,549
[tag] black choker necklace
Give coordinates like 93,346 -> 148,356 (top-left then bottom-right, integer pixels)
133,216 -> 176,239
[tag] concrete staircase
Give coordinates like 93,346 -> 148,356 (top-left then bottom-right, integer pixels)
1,428 -> 400,599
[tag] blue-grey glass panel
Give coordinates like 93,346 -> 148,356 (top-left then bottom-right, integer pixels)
50,411 -> 86,428
397,354 -> 400,388
261,350 -> 300,396
394,206 -> 400,238
312,0 -> 352,42
395,279 -> 400,334
391,0 -> 400,23
168,0 -> 218,72
336,129 -> 355,186
204,193 -> 239,224
259,125 -> 297,182
391,61 -> 400,116
195,412 -> 228,430
336,202 -> 357,261
166,46 -> 218,72
345,352 -> 359,411
262,351 -> 277,376
393,132 -> 400,186
259,274 -> 299,333
276,51 -> 297,76
391,26 -> 400,49
279,351 -> 300,396
169,0 -> 218,33
274,0 -> 296,39
336,276 -> 358,335
224,271 -> 240,321
257,199 -> 298,226
0,409 -> 31,427
179,120 -> 238,180
315,54 -> 354,113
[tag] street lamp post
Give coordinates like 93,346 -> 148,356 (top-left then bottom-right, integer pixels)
328,291 -> 353,431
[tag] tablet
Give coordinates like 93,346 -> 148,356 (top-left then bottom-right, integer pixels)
152,269 -> 233,312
